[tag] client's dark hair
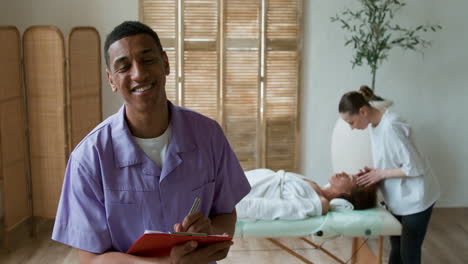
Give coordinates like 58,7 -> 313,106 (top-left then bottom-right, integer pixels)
339,184 -> 378,210
338,85 -> 383,115
104,21 -> 163,67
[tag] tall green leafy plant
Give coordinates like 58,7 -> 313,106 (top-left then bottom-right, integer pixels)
331,0 -> 441,90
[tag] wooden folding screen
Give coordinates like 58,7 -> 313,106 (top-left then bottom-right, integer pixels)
68,27 -> 102,151
23,26 -> 68,219
0,26 -> 102,236
0,26 -> 31,232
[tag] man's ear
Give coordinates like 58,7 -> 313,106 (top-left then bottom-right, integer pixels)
106,70 -> 117,92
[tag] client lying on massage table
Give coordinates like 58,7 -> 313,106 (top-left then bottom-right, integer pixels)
236,168 -> 377,220
235,169 -> 400,264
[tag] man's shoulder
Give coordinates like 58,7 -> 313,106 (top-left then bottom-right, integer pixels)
72,112 -> 118,154
173,104 -> 221,131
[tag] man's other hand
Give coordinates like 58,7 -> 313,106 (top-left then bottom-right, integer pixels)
168,240 -> 233,264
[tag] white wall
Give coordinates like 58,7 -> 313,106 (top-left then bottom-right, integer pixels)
0,0 -> 139,117
1,0 -> 467,207
302,0 -> 468,207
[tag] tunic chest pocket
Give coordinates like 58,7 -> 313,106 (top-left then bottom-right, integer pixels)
105,189 -> 140,204
190,181 -> 216,214
104,189 -> 143,249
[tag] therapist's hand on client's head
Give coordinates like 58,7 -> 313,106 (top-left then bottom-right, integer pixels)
174,211 -> 213,235
355,166 -> 371,178
356,166 -> 382,187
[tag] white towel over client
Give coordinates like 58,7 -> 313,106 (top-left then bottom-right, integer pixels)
236,169 -> 323,220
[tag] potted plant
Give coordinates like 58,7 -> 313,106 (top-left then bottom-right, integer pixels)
331,0 -> 442,91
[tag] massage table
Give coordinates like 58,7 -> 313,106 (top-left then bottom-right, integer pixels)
235,207 -> 401,264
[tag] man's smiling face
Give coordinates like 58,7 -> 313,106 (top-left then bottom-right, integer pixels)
106,33 -> 170,114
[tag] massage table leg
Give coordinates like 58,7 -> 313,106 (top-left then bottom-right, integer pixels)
266,236 -> 384,264
300,237 -> 346,264
351,236 -> 383,264
266,238 -> 314,264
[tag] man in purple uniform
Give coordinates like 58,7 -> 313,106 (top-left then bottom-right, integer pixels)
52,21 -> 251,264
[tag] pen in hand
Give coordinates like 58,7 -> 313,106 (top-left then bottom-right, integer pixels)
188,197 -> 201,215
173,196 -> 203,233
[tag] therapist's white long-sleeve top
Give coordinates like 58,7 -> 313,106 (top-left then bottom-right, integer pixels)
369,110 -> 440,215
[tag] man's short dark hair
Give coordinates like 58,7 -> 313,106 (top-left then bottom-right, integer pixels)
104,21 -> 164,68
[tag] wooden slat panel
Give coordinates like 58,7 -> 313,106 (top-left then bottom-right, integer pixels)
0,26 -> 31,230
184,0 -> 218,40
225,0 -> 260,39
165,50 -> 177,102
264,0 -> 300,172
140,1 -> 178,102
23,26 -> 67,219
182,0 -> 218,119
224,51 -> 259,170
68,27 -> 102,151
225,39 -> 258,49
266,39 -> 297,51
266,118 -> 296,171
141,0 -> 176,40
140,0 -> 301,172
184,40 -> 217,51
267,0 -> 299,39
224,0 -> 260,170
265,51 -> 298,171
184,51 -> 218,120
265,51 -> 297,118
141,0 -> 177,100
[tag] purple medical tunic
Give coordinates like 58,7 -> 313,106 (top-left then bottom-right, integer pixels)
52,101 -> 251,256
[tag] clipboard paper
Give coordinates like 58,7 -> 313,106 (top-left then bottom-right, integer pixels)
126,232 -> 232,257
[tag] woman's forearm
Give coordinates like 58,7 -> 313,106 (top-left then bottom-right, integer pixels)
380,168 -> 407,179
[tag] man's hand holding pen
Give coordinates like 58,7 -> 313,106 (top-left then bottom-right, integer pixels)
173,211 -> 214,235
169,197 -> 232,263
173,197 -> 216,235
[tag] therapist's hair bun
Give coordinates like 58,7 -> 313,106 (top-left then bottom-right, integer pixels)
339,85 -> 385,114
339,85 -> 372,114
358,85 -> 374,102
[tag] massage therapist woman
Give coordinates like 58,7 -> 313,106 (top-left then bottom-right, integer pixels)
338,85 -> 440,264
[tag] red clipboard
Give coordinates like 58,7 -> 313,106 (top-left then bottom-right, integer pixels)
126,232 -> 232,257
